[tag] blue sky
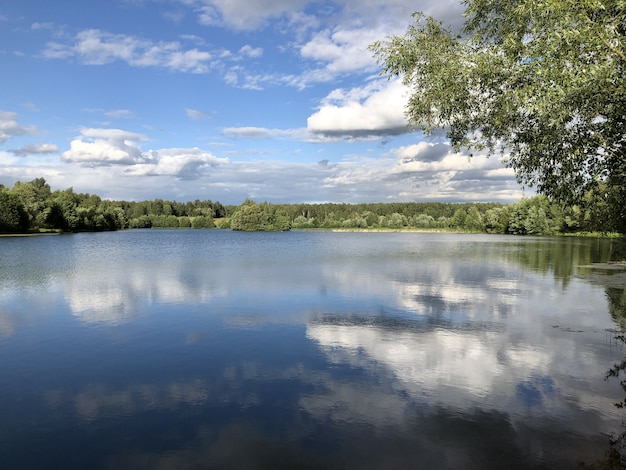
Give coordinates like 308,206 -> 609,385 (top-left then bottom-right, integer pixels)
0,0 -> 526,205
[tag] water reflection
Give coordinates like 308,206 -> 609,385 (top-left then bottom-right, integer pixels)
1,231 -> 625,468
306,315 -> 620,419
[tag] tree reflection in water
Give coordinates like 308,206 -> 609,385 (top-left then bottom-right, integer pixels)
578,243 -> 626,469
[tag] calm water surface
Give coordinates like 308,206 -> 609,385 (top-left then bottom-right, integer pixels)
1,230 -> 626,469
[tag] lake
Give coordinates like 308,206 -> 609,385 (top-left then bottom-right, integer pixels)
1,230 -> 626,469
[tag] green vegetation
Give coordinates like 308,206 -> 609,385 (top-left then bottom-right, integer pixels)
370,0 -> 626,234
0,177 -> 623,235
0,178 -> 224,233
270,196 -> 620,235
230,199 -> 291,231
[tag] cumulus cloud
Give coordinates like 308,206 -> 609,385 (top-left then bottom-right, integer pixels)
60,128 -> 228,180
43,29 -> 213,73
392,144 -> 498,173
0,110 -> 34,144
299,27 -> 382,75
10,143 -> 59,157
395,142 -> 451,163
3,149 -> 521,204
124,148 -> 229,179
62,128 -> 149,165
307,79 -> 409,138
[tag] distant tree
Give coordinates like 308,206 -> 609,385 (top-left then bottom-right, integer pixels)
292,215 -> 314,229
507,200 -> 531,235
129,215 -> 152,229
49,188 -> 81,232
11,177 -> 51,229
464,206 -> 484,232
451,208 -> 467,229
412,213 -> 435,228
363,211 -> 379,227
525,206 -> 550,235
561,206 -> 583,233
0,190 -> 29,232
385,212 -> 407,228
212,201 -> 226,218
150,215 -> 179,228
230,200 -> 291,231
230,199 -> 263,231
191,215 -> 215,228
483,207 -> 510,234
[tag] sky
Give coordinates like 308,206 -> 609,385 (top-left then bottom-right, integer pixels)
0,0 -> 528,205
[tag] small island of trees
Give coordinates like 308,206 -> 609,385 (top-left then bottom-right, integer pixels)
0,177 -> 623,236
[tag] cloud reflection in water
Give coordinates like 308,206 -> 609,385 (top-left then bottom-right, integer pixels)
1,231 -> 625,469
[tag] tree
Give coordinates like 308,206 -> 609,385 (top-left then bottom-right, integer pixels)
370,1 -> 626,231
484,208 -> 506,233
230,200 -> 291,231
0,190 -> 29,232
11,178 -> 51,229
49,188 -> 81,232
191,215 -> 215,228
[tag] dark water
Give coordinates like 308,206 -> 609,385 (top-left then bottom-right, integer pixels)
1,230 -> 626,469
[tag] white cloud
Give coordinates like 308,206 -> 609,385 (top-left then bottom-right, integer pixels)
191,0 -> 464,32
0,110 -> 34,144
222,126 -> 305,140
165,48 -> 213,72
299,27 -> 382,75
239,44 -> 263,58
31,22 -> 56,30
60,128 -> 229,179
124,147 -> 229,179
392,144 -> 496,173
62,128 -> 149,165
307,79 -> 409,138
10,143 -> 59,157
3,148 -> 522,204
195,0 -> 310,30
104,109 -> 135,119
161,10 -> 186,24
223,127 -> 274,139
394,142 -> 450,163
34,1 -> 462,90
185,108 -> 206,119
185,0 -> 464,87
43,29 -> 213,73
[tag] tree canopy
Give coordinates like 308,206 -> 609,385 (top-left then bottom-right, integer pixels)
370,0 -> 626,232
0,177 -> 621,235
230,199 -> 291,232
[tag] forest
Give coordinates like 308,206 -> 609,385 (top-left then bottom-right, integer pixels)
0,177 -> 622,235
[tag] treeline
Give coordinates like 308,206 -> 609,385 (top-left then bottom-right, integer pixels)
0,178 -> 224,233
229,192 -> 621,234
264,194 -> 618,235
0,177 -> 622,235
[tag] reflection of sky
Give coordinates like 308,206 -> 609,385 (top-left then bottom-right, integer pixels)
305,320 -> 621,423
0,231 -> 625,468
